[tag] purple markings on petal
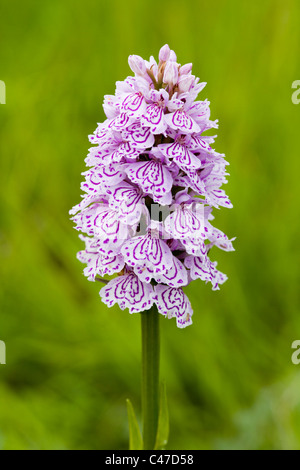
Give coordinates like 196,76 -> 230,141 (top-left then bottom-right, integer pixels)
164,110 -> 200,134
164,202 -> 207,240
190,135 -> 212,153
207,227 -> 235,251
125,160 -> 173,203
121,234 -> 174,273
183,170 -> 206,195
85,146 -> 119,166
81,164 -> 126,194
154,285 -> 193,328
122,123 -> 155,148
109,142 -> 140,164
133,265 -> 155,284
188,100 -> 211,125
72,203 -> 129,245
120,92 -> 147,118
107,182 -> 145,225
181,237 -> 208,257
108,113 -> 134,131
185,255 -> 228,291
158,142 -> 201,170
70,193 -> 104,216
99,273 -> 154,313
154,256 -> 188,288
78,248 -> 125,281
206,189 -> 233,209
141,104 -> 167,135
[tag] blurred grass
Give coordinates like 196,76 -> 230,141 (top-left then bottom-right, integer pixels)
0,0 -> 300,450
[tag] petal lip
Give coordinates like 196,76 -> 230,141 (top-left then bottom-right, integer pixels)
99,273 -> 154,313
125,160 -> 173,202
120,92 -> 147,118
154,284 -> 193,328
164,110 -> 200,134
121,234 -> 174,273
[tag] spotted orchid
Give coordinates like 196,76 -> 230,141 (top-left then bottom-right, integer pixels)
70,44 -> 234,329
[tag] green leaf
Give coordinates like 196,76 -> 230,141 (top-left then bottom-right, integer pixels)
126,399 -> 143,450
154,381 -> 169,450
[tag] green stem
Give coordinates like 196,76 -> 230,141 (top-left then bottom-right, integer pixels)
141,304 -> 160,450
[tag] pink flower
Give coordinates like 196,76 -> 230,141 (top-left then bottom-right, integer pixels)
70,45 -> 234,328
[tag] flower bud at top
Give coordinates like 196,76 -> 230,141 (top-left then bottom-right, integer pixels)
169,50 -> 177,62
163,61 -> 178,86
178,75 -> 195,93
128,55 -> 147,76
179,63 -> 193,75
159,44 -> 171,62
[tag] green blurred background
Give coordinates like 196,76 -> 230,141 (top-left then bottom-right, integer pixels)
0,0 -> 300,450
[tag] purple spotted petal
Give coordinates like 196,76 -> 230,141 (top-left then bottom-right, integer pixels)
125,160 -> 173,203
167,96 -> 184,112
121,234 -> 174,273
164,202 -> 207,240
183,170 -> 206,194
181,237 -> 208,257
185,255 -> 212,281
72,203 -> 130,246
108,142 -> 140,164
81,164 -> 126,194
188,100 -> 211,126
207,227 -> 235,251
153,256 -> 188,288
86,140 -> 140,167
107,113 -> 135,131
107,182 -> 145,225
133,265 -> 156,284
206,189 -> 233,209
164,110 -> 200,134
89,130 -> 115,145
120,92 -> 147,118
122,123 -> 155,149
69,193 -> 105,216
77,247 -> 125,281
173,173 -> 191,189
89,125 -> 112,145
158,142 -> 201,170
78,235 -> 123,256
154,285 -> 193,328
176,314 -> 193,328
185,255 -> 228,291
117,142 -> 140,162
189,135 -> 213,153
141,104 -> 167,134
85,146 -> 120,166
99,273 -> 154,313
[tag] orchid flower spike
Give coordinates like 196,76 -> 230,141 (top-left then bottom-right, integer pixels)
70,44 -> 234,328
